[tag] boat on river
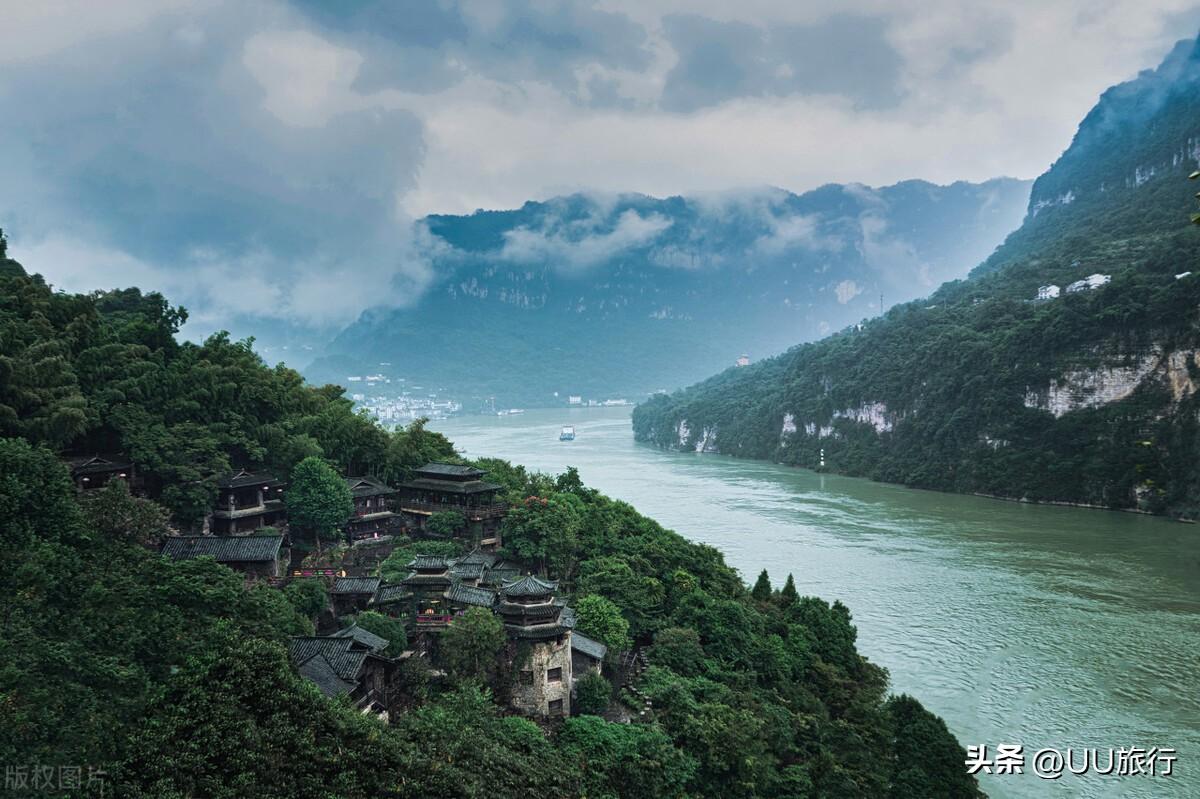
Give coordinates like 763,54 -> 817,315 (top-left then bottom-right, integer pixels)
559,425 -> 576,441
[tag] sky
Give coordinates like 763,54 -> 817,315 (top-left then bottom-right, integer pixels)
2,0 -> 1198,337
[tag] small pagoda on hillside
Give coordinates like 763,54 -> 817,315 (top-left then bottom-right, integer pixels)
397,463 -> 506,547
497,575 -> 572,717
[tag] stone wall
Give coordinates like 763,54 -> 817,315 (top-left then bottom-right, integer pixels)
509,635 -> 572,718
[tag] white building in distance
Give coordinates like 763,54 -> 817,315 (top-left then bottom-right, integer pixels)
1036,284 -> 1060,300
1066,274 -> 1110,293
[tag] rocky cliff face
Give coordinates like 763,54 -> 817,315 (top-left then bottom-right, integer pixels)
634,34 -> 1200,517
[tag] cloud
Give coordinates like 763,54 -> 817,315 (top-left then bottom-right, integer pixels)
0,0 -> 1196,344
835,279 -> 863,304
499,208 -> 673,271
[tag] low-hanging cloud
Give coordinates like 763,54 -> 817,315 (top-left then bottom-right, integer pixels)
1,0 -> 1197,345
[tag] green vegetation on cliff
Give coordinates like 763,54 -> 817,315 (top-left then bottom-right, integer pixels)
634,35 -> 1200,518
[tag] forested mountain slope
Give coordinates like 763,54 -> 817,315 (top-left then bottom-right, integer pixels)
633,35 -> 1200,518
0,236 -> 980,797
310,178 -> 1029,406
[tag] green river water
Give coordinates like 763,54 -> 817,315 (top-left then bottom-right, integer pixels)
431,407 -> 1200,798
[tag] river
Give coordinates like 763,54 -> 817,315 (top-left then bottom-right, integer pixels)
430,407 -> 1200,798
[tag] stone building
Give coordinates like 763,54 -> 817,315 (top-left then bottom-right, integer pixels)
498,575 -> 572,718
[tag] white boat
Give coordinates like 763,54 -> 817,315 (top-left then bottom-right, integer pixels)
559,425 -> 576,441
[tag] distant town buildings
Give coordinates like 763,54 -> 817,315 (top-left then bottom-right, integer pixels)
1037,284 -> 1061,300
568,395 -> 582,405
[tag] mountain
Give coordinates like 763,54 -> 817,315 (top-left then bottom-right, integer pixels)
633,35 -> 1200,517
308,179 -> 1030,406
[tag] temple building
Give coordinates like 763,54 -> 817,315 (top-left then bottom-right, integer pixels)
161,534 -> 289,578
209,469 -> 286,535
498,575 -> 572,718
344,476 -> 403,542
398,463 -> 506,548
65,454 -> 135,491
400,555 -> 454,631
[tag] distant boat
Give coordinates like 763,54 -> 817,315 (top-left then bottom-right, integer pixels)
509,408 -> 525,415
559,425 -> 576,441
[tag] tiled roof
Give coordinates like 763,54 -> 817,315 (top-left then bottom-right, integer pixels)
331,623 -> 389,653
289,637 -> 367,682
449,561 -> 486,580
456,549 -> 500,568
345,476 -> 395,497
65,454 -> 132,475
446,581 -> 496,608
409,555 -> 448,570
297,652 -> 356,698
161,535 -> 283,563
217,469 -> 281,489
560,605 -> 577,629
332,577 -> 381,595
372,584 -> 410,605
571,631 -> 608,661
401,477 -> 502,495
415,463 -> 486,478
501,574 -> 558,598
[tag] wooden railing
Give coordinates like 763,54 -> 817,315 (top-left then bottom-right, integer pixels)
400,501 -> 508,519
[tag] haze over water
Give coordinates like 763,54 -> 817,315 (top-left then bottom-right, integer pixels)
432,407 -> 1200,799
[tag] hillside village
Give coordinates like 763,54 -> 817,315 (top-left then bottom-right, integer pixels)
68,454 -> 625,724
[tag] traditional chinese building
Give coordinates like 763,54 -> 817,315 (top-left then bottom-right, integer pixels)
400,555 -> 454,631
209,469 -> 287,535
344,476 -> 403,542
65,454 -> 135,491
397,463 -> 506,548
289,630 -> 396,719
331,576 -> 382,617
160,534 -> 289,578
498,575 -> 572,717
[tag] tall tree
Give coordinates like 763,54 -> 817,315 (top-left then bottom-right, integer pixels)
574,594 -> 631,655
779,574 -> 798,606
285,456 -> 353,543
751,569 -> 772,602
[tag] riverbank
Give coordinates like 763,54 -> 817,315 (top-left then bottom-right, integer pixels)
432,406 -> 1200,799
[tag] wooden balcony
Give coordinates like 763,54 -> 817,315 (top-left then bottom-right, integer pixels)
400,501 -> 508,520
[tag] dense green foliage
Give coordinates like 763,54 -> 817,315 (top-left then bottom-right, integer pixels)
573,593 -> 632,655
634,35 -> 1200,518
573,672 -> 613,716
285,455 -> 354,540
353,610 -> 409,656
0,236 -> 979,797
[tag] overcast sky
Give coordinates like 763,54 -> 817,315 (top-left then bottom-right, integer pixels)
2,0 -> 1198,333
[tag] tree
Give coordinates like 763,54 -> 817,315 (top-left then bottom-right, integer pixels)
573,671 -> 611,716
779,574 -> 798,606
352,610 -> 408,656
440,607 -> 506,684
751,569 -> 772,602
283,578 -> 328,619
426,510 -> 466,537
649,627 -> 706,677
574,594 -> 631,655
379,537 -> 464,582
557,714 -> 696,799
285,456 -> 353,542
80,478 -> 170,546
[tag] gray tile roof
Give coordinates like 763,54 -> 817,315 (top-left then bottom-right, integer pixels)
415,463 -> 486,478
449,561 -> 485,580
217,469 -> 281,489
560,605 -> 577,629
501,574 -> 558,598
372,584 -> 410,605
409,555 -> 448,570
289,637 -> 367,682
571,631 -> 608,661
332,577 -> 381,595
331,623 -> 389,653
446,581 -> 496,608
297,652 -> 356,698
161,535 -> 283,563
345,476 -> 395,498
